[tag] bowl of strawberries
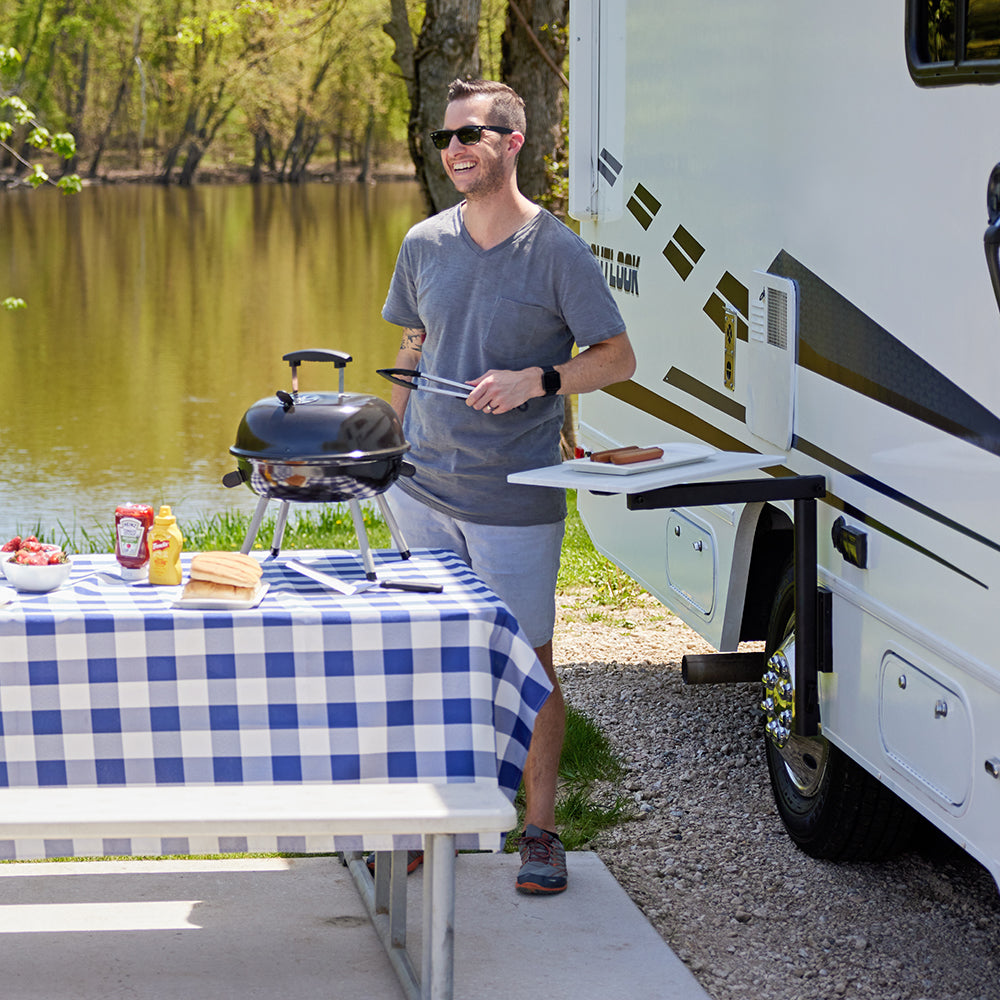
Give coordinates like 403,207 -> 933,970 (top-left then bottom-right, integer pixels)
1,536 -> 72,592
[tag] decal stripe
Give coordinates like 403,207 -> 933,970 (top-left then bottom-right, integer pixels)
602,380 -> 763,457
603,378 -> 988,586
716,272 -> 749,318
663,224 -> 705,281
703,293 -> 749,341
627,183 -> 661,231
825,491 -> 987,589
633,183 -> 661,216
771,250 -> 1000,459
598,160 -> 619,185
663,241 -> 694,280
627,196 -> 654,230
672,225 -> 705,264
598,148 -> 622,186
664,367 -> 747,421
794,436 -> 1000,555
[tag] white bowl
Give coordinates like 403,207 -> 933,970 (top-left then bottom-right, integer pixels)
3,556 -> 73,593
0,543 -> 61,579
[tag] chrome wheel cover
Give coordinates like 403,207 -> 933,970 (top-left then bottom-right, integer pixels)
762,634 -> 830,798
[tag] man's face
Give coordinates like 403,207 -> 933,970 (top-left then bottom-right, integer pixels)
439,96 -> 510,200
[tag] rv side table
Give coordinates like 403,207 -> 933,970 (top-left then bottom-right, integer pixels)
509,451 -> 827,737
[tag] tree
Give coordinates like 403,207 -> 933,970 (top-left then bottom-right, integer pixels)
384,0 -> 569,216
0,44 -> 81,310
385,0 -> 483,214
500,0 -> 567,209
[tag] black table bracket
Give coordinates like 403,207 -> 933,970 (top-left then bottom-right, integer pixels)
627,475 -> 827,737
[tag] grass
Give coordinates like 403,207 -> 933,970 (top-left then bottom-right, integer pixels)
537,704 -> 631,851
30,492 -> 636,850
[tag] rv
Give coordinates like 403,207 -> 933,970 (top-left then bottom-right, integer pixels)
563,1 -> 1000,891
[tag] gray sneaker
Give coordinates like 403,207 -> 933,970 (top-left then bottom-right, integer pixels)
516,824 -> 567,894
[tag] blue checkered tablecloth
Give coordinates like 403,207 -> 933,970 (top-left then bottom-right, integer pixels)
0,549 -> 551,859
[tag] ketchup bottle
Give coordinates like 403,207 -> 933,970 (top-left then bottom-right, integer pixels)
115,503 -> 155,581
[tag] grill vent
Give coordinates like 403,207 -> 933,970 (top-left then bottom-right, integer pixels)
767,289 -> 788,349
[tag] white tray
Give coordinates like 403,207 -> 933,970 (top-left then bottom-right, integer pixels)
509,448 -> 786,494
567,442 -> 714,476
172,581 -> 269,610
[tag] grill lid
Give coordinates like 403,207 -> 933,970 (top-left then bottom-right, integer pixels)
229,349 -> 408,463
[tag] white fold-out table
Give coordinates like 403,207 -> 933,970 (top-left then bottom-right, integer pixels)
508,446 -> 785,494
510,446 -> 829,739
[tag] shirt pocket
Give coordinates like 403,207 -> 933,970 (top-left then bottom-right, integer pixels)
484,298 -> 567,369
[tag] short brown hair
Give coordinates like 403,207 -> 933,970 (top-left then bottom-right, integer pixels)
446,79 -> 527,134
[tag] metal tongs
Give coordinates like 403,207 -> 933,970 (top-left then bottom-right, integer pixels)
376,368 -> 472,399
286,559 -> 443,595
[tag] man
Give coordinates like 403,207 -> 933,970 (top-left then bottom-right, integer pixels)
382,78 -> 635,894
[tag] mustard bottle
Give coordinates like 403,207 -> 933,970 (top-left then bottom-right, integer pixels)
148,505 -> 184,585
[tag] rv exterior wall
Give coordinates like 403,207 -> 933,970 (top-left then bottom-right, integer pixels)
570,0 -> 1000,893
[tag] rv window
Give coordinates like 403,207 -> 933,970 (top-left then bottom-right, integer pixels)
908,0 -> 1000,84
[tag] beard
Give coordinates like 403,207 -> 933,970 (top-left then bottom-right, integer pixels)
458,153 -> 506,200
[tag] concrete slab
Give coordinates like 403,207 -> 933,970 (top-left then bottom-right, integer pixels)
0,852 -> 710,1000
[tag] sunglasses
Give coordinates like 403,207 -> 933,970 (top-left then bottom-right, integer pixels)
429,124 -> 515,150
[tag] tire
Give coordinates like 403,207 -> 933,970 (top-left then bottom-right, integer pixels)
763,563 -> 917,861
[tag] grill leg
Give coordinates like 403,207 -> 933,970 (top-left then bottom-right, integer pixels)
349,499 -> 378,580
376,494 -> 411,560
269,501 -> 291,558
240,496 -> 271,555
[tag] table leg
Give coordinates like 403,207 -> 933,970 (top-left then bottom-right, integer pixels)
421,834 -> 456,1000
345,851 -> 420,1000
390,850 -> 408,950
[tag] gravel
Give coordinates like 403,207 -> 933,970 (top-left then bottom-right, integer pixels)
551,591 -> 1000,1000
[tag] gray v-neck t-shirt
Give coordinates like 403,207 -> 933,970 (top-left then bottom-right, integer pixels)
382,204 -> 626,526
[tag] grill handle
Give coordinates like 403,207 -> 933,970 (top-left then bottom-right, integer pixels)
282,349 -> 353,395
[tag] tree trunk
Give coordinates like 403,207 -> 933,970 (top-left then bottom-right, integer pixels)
357,104 -> 376,184
500,0 -> 569,205
88,24 -> 142,179
385,0 -> 482,215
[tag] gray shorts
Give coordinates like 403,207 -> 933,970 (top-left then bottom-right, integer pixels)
387,486 -> 564,648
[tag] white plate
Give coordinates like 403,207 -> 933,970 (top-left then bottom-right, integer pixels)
172,581 -> 269,610
567,442 -> 715,476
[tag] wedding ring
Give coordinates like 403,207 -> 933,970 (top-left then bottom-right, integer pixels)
484,404 -> 492,412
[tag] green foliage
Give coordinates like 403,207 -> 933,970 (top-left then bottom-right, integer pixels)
509,704 -> 631,852
558,491 -> 646,603
0,47 -> 81,192
1,297 -> 26,311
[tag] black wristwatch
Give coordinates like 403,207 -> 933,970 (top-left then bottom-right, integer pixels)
541,365 -> 561,396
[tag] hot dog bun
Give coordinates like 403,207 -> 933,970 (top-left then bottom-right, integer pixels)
181,578 -> 257,601
188,551 -> 263,588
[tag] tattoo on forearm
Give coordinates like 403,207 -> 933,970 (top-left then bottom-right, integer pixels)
401,328 -> 425,352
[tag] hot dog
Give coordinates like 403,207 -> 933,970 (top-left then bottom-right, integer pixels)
608,446 -> 664,465
589,445 -> 640,463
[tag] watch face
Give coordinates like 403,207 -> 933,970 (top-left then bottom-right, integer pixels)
543,368 -> 561,395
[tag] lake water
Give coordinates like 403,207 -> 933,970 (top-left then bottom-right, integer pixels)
0,180 -> 425,544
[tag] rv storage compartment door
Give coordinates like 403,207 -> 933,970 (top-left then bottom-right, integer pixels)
879,651 -> 973,810
747,272 -> 798,451
666,511 -> 716,615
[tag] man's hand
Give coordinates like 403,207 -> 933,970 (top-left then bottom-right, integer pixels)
465,331 -> 635,415
465,368 -> 542,414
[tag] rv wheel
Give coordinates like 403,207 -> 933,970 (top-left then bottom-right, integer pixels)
763,563 -> 916,861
